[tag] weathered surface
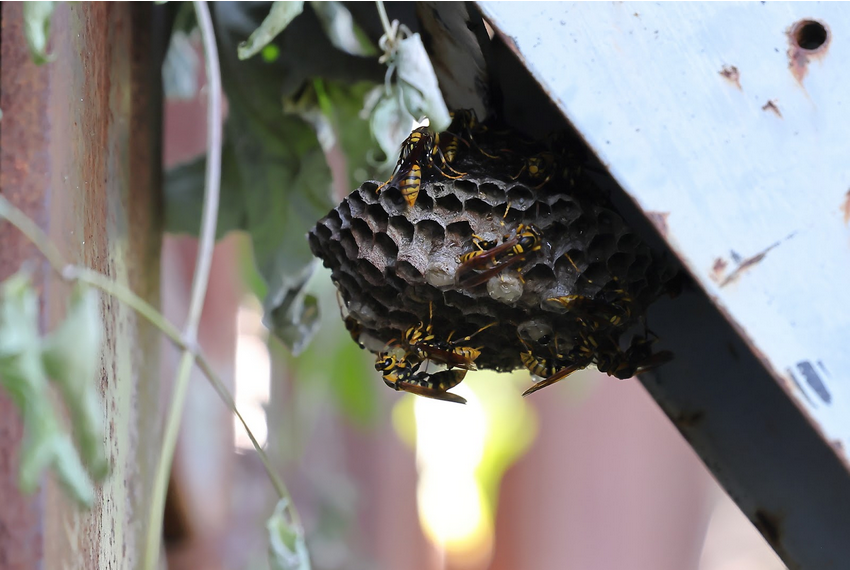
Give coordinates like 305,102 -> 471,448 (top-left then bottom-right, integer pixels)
478,2 -> 850,567
0,3 -> 162,568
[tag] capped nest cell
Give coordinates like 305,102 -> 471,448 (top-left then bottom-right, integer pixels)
308,114 -> 678,401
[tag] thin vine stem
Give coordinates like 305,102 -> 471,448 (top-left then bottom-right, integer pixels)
375,0 -> 392,39
143,1 -> 224,568
0,189 -> 296,548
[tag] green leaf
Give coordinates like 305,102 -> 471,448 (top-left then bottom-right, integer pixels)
310,1 -> 377,57
393,33 -> 451,132
41,284 -> 109,481
186,2 -> 383,352
0,272 -> 94,507
164,140 -> 247,238
238,1 -> 305,60
22,1 -> 55,66
267,498 -> 311,570
288,271 -> 378,424
322,81 -> 386,188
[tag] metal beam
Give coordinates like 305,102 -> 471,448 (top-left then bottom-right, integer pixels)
477,3 -> 850,568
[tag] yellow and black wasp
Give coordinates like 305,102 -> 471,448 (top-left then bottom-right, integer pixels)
377,127 -> 465,208
517,335 -> 590,396
401,302 -> 495,371
456,223 -> 544,288
375,352 -> 468,404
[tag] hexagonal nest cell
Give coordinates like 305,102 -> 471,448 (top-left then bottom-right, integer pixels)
308,116 -> 679,392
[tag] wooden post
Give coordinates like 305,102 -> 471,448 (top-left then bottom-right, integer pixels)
0,3 -> 163,567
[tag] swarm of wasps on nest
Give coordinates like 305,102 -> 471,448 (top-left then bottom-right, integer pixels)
309,110 -> 679,404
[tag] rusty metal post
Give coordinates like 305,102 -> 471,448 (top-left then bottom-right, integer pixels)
0,3 -> 163,568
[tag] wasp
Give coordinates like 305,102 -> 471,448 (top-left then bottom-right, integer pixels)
377,127 -> 465,208
456,224 -> 543,288
458,234 -> 499,264
511,151 -> 558,189
401,302 -> 494,370
375,352 -> 468,404
443,109 -> 504,161
544,290 -> 636,329
595,335 -> 673,380
517,336 -> 590,396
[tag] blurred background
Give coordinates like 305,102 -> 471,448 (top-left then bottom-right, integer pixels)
158,4 -> 788,570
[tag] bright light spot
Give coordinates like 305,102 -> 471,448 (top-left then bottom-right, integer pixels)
414,384 -> 494,566
234,297 -> 270,450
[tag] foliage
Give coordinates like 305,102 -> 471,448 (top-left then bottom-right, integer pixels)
22,1 -> 55,65
163,1 -> 452,357
268,498 -> 311,570
238,1 -> 305,61
0,272 -> 108,507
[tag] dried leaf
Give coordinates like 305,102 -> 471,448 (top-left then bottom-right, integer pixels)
238,1 -> 305,60
394,33 -> 451,132
310,1 -> 377,57
367,84 -> 415,170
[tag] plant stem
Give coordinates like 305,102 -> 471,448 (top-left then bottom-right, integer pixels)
375,0 -> 392,39
143,2 -> 223,568
0,156 -> 295,555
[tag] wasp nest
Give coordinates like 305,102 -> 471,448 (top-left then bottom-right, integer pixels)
308,115 -> 677,397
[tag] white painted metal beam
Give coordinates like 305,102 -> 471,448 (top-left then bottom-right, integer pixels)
477,3 -> 850,567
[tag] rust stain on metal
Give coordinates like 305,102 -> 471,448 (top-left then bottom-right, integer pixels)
1,2 -> 162,567
646,211 -> 669,237
761,100 -> 782,118
842,189 -> 850,225
718,65 -> 742,90
719,241 -> 780,287
787,19 -> 830,85
710,257 -> 727,283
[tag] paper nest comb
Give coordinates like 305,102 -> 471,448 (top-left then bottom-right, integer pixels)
308,119 -> 678,388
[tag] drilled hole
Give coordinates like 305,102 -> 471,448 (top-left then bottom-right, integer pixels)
793,20 -> 828,50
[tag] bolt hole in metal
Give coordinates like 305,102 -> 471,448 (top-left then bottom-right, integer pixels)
793,19 -> 828,50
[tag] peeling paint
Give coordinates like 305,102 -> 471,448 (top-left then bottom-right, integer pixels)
761,100 -> 782,118
719,241 -> 780,287
719,65 -> 742,90
711,257 -> 728,282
